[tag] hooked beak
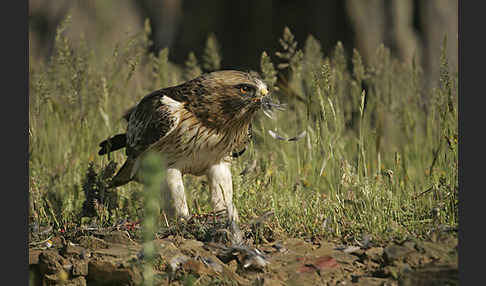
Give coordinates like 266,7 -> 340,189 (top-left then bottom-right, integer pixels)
252,87 -> 269,103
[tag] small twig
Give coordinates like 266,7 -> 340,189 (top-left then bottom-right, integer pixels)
163,211 -> 170,228
413,187 -> 433,200
29,235 -> 53,247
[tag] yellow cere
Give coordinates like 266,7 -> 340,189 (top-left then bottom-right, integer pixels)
261,87 -> 268,96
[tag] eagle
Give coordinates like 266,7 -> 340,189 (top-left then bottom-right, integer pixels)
98,70 -> 278,223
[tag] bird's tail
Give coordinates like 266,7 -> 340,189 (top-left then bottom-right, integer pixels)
98,133 -> 127,155
109,159 -> 136,188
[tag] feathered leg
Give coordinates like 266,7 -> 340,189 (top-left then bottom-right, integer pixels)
206,160 -> 239,223
163,168 -> 190,219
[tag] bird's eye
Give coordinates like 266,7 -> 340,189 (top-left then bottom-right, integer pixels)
240,86 -> 249,94
236,84 -> 254,96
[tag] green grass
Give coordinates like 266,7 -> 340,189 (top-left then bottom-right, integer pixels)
29,19 -> 458,244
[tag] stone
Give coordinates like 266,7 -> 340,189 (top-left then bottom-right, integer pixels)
383,245 -> 413,263
87,259 -> 142,285
66,276 -> 87,286
77,236 -> 109,250
102,231 -> 134,245
63,244 -> 87,257
72,259 -> 89,277
43,271 -> 69,285
356,277 -> 392,286
29,249 -> 42,265
365,247 -> 384,262
38,250 -> 66,275
182,258 -> 214,276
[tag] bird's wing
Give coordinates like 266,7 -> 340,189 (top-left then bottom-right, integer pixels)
126,90 -> 182,159
122,106 -> 137,122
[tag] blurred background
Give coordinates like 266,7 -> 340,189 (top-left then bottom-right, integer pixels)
29,0 -> 457,90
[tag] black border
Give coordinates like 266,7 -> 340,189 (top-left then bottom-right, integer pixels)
459,1 -> 481,285
458,1 -> 462,283
2,0 -> 28,283
458,0 -> 470,285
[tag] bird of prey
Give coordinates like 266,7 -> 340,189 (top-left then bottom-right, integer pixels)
98,70 -> 278,223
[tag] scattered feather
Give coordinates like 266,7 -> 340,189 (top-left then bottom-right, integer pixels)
335,245 -> 361,254
169,254 -> 191,272
262,108 -> 274,119
342,246 -> 361,254
261,96 -> 286,120
199,256 -> 223,273
268,130 -> 307,141
218,244 -> 270,270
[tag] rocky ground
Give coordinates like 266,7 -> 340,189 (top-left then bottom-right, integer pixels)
29,217 -> 458,286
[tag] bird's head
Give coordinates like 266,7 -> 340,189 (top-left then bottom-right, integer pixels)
188,70 -> 281,129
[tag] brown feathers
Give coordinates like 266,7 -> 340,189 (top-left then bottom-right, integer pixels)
99,70 -> 271,186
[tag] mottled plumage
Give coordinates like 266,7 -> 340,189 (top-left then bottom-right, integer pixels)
98,70 -> 272,222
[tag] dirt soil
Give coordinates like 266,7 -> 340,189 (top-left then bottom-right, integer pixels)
29,220 -> 458,286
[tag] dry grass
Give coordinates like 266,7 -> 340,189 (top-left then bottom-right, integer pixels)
29,19 -> 458,244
